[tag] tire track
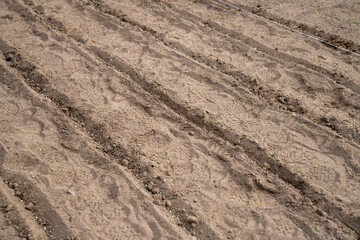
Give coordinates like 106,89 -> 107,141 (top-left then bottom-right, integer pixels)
214,0 -> 360,54
4,0 -> 360,237
82,0 -> 360,145
76,0 -> 360,169
0,48 -> 190,240
0,28 -> 220,240
0,176 -> 46,240
0,64 -> 72,239
11,3 -> 360,237
0,6 -> 317,240
159,0 -> 360,93
2,172 -> 74,239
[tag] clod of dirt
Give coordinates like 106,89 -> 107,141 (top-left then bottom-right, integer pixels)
187,215 -> 198,224
147,181 -> 154,191
25,202 -> 35,211
165,200 -> 172,208
263,162 -> 270,169
33,5 -> 45,15
152,187 -> 160,194
5,205 -> 13,212
5,204 -> 13,212
155,175 -> 163,181
18,61 -> 33,73
121,159 -> 129,167
316,209 -> 325,216
23,0 -> 34,5
254,178 -> 279,194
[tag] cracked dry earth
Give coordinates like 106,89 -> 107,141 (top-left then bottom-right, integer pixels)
0,0 -> 359,239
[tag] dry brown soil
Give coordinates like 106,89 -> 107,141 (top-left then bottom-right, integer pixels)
0,0 -> 359,239
226,0 -> 360,53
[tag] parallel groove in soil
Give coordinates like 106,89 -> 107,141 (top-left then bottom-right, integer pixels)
212,0 -> 360,55
0,34 -> 329,240
0,60 -> 190,239
11,1 -> 360,235
0,20 -> 221,239
85,0 -> 360,145
3,0 -> 359,238
158,0 -> 360,94
82,0 -> 360,169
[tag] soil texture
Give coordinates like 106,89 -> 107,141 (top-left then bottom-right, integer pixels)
0,0 -> 359,239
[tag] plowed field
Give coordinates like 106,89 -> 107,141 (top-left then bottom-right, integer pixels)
0,0 -> 359,239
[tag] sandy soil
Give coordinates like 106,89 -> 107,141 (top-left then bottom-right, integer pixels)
0,0 -> 359,239
225,0 -> 360,53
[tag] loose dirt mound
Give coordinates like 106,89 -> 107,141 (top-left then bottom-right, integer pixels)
0,0 -> 359,239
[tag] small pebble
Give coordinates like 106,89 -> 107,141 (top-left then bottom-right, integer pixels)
187,216 -> 198,224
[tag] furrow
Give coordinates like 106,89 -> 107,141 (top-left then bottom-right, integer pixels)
0,36 -> 220,239
11,1 -> 360,235
2,0 -> 359,238
83,0 -> 360,145
214,0 -> 360,54
160,0 -> 360,93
